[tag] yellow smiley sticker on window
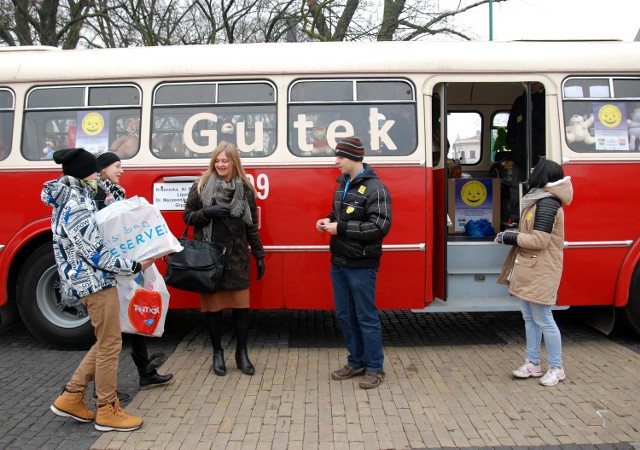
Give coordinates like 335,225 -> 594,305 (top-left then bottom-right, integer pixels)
82,112 -> 105,136
460,180 -> 487,207
598,104 -> 622,128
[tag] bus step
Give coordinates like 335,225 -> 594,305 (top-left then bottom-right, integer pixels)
412,297 -> 570,313
447,272 -> 508,297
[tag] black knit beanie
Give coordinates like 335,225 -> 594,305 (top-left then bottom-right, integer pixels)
335,137 -> 365,161
96,152 -> 121,171
53,148 -> 97,180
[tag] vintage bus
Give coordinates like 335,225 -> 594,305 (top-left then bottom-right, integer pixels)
1,40 -> 639,348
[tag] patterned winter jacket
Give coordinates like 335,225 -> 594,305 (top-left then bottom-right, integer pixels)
327,163 -> 392,269
41,176 -> 140,301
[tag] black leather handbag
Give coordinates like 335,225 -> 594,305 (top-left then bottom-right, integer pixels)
164,224 -> 226,294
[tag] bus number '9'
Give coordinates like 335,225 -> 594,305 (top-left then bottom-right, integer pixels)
246,174 -> 269,200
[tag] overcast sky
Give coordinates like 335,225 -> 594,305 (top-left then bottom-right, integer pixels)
439,0 -> 639,42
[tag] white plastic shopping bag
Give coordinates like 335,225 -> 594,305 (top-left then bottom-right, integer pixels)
96,196 -> 183,260
117,265 -> 169,337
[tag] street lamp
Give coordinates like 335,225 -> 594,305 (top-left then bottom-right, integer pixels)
489,0 -> 493,41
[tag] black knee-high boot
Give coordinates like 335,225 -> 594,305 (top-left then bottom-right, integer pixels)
206,311 -> 226,376
233,308 -> 254,375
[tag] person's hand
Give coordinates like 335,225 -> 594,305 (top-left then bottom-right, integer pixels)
140,258 -> 156,271
323,222 -> 338,235
203,205 -> 230,219
316,218 -> 329,232
494,232 -> 504,244
256,258 -> 265,280
105,194 -> 115,206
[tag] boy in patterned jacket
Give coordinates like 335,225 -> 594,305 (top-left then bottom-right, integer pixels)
42,148 -> 154,432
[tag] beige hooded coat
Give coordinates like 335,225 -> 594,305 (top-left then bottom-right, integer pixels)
497,176 -> 574,305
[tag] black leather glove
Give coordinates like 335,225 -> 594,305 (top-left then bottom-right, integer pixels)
203,205 -> 230,219
256,258 -> 265,280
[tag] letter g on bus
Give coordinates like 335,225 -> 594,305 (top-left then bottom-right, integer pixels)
183,112 -> 219,153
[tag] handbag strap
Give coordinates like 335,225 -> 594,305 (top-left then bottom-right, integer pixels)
183,211 -> 211,242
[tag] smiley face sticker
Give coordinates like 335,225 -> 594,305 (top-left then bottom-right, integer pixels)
81,112 -> 105,136
460,180 -> 487,207
597,104 -> 622,128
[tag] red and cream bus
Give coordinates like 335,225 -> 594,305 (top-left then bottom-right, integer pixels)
1,40 -> 639,348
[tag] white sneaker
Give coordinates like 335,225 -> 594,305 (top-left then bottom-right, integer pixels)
512,359 -> 543,378
539,366 -> 566,386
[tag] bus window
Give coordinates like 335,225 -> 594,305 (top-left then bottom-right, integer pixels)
447,111 -> 482,164
152,81 -> 276,158
288,78 -> 417,156
562,76 -> 640,152
23,84 -> 142,160
0,88 -> 14,161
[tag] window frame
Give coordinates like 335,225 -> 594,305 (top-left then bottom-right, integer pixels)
287,77 -> 418,157
151,80 -> 277,159
561,75 -> 640,153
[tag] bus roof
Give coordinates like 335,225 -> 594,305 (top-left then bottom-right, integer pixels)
1,40 -> 639,82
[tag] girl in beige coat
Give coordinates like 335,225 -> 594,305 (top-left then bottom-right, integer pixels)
496,159 -> 573,386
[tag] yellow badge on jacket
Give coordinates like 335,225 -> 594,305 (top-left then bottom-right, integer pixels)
346,206 -> 355,214
358,186 -> 366,194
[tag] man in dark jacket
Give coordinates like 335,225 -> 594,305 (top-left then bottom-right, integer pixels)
315,137 -> 392,389
506,82 -> 546,224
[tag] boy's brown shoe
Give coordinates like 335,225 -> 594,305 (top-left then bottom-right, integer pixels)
359,371 -> 386,389
95,399 -> 143,432
50,390 -> 94,423
331,365 -> 366,380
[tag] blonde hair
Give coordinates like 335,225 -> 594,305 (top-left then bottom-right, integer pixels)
197,141 -> 254,194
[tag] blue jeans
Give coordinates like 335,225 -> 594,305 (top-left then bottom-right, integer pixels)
519,299 -> 563,367
331,265 -> 384,372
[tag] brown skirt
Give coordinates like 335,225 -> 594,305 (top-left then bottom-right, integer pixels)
200,289 -> 249,312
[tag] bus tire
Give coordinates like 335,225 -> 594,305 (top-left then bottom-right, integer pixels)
16,243 -> 94,350
619,262 -> 640,337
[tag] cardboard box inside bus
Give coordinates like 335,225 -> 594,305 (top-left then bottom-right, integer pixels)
447,178 -> 500,235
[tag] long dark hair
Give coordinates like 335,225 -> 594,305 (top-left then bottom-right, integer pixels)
527,159 -> 564,192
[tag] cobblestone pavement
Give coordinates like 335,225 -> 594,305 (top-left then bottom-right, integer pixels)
1,309 -> 640,449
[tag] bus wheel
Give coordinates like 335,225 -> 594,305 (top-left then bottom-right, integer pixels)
619,263 -> 640,337
16,243 -> 94,350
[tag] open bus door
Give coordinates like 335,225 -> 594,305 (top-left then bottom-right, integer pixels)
422,80 -> 562,313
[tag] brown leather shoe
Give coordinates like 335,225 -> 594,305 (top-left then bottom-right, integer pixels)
359,371 -> 386,389
331,365 -> 365,380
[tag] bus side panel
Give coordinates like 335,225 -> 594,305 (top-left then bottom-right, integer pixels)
2,165 -> 426,311
261,166 -> 426,310
560,163 -> 639,306
559,248 -> 628,306
0,171 -> 56,306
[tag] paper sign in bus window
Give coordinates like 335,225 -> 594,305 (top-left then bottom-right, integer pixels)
75,111 -> 110,154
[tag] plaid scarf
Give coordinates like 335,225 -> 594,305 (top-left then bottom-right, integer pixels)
201,174 -> 252,240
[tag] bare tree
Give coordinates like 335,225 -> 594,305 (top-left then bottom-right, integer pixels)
301,0 -> 509,42
1,0 -> 94,48
0,0 -> 510,48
